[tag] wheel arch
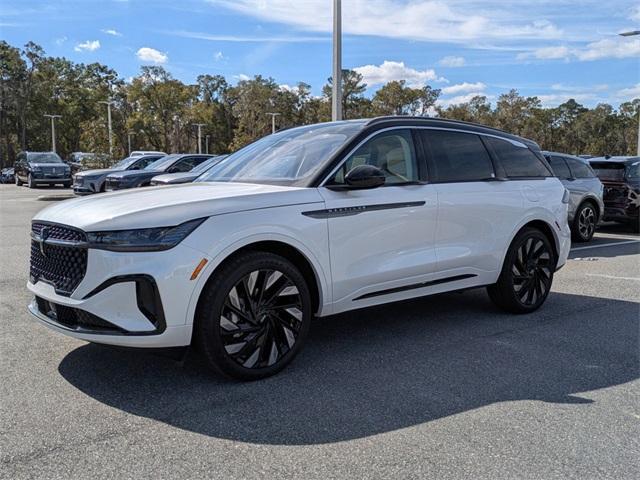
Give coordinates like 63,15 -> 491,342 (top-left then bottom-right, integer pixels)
500,218 -> 560,274
190,238 -> 326,332
577,196 -> 601,222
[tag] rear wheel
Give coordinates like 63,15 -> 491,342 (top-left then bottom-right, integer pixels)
488,227 -> 555,314
194,251 -> 312,380
572,202 -> 597,242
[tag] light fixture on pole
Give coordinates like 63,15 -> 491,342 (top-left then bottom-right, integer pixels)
99,100 -> 115,158
43,114 -> 62,153
205,135 -> 210,154
332,0 -> 342,121
266,112 -> 281,134
619,30 -> 640,155
192,123 -> 206,154
127,131 -> 136,155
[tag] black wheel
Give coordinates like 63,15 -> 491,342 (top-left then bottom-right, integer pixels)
194,251 -> 312,380
15,175 -> 23,186
488,227 -> 555,314
63,181 -> 71,188
27,174 -> 36,189
572,202 -> 597,242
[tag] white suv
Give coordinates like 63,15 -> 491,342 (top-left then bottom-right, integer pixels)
27,117 -> 571,380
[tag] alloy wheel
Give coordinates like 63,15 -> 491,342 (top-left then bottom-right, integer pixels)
219,269 -> 303,369
511,237 -> 553,306
578,206 -> 596,240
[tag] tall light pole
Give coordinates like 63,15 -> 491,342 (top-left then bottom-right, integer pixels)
620,30 -> 640,155
99,100 -> 115,158
266,112 -> 281,134
192,123 -> 206,154
127,131 -> 135,155
332,0 -> 342,121
43,114 -> 62,153
205,135 -> 210,154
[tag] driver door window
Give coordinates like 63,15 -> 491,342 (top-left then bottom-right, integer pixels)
329,130 -> 420,185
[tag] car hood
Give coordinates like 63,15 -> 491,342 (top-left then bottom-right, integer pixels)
76,168 -> 113,177
151,172 -> 198,184
30,163 -> 68,169
33,182 -> 324,231
108,170 -> 159,180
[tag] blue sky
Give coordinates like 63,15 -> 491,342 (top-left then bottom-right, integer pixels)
1,0 -> 639,107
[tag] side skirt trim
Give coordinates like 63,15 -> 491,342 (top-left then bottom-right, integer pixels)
353,274 -> 477,301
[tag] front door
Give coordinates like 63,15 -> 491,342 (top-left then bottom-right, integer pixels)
317,129 -> 438,311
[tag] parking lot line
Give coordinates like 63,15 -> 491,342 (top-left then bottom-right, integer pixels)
571,240 -> 640,252
586,274 -> 640,281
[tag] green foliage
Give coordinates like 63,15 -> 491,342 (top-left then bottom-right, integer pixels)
0,41 -> 638,167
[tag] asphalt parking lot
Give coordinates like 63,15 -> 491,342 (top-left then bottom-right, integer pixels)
1,183 -> 639,479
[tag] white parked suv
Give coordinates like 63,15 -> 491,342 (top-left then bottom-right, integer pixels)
27,117 -> 571,379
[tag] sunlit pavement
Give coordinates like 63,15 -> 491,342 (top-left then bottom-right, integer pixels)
1,183 -> 638,479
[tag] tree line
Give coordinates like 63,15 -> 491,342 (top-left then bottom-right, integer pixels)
1,40 -> 638,168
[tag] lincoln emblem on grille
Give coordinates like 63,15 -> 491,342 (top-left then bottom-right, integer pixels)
39,226 -> 50,257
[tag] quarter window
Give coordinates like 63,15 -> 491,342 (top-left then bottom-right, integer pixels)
548,156 -> 571,179
420,130 -> 494,182
565,157 -> 595,179
485,137 -> 550,178
330,129 -> 419,185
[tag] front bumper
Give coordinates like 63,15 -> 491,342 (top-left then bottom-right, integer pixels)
27,243 -> 211,348
32,177 -> 71,184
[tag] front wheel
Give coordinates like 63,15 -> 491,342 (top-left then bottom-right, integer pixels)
488,227 -> 555,314
194,251 -> 312,380
15,175 -> 23,186
572,202 -> 597,242
27,174 -> 36,189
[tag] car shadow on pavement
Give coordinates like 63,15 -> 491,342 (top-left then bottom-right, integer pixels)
58,289 -> 639,446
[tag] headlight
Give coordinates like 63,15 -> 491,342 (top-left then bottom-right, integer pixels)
31,166 -> 42,172
86,218 -> 206,252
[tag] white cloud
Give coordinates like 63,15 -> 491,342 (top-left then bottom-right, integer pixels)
617,83 -> 640,100
102,28 -> 122,36
55,36 -> 67,46
630,6 -> 640,22
576,38 -> 640,61
236,73 -> 250,81
536,93 -> 598,107
438,56 -> 465,67
442,82 -> 486,95
517,45 -> 570,60
354,60 -> 447,88
518,38 -> 640,62
214,51 -> 225,61
205,0 -> 563,43
74,40 -> 100,52
168,30 -> 328,43
136,47 -> 168,64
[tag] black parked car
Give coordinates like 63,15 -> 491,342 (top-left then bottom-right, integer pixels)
73,154 -> 165,195
14,152 -> 72,188
589,156 -> 640,232
104,154 -> 213,191
0,167 -> 15,184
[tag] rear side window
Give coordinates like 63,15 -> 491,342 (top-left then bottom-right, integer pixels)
485,137 -> 550,178
565,157 -> 595,179
419,130 -> 494,182
548,156 -> 571,178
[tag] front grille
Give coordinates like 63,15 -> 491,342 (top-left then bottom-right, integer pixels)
35,296 -> 122,332
30,223 -> 87,296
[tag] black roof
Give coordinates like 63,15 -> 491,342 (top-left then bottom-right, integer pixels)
365,116 -> 539,149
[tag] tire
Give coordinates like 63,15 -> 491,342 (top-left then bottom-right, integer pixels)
27,174 -> 36,189
572,201 -> 597,242
194,251 -> 312,380
15,175 -> 23,186
63,181 -> 71,188
487,227 -> 555,314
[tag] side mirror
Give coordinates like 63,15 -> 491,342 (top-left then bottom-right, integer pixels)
343,165 -> 385,189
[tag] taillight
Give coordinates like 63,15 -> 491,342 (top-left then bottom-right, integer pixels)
562,188 -> 570,204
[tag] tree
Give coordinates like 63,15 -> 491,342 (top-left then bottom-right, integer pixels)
322,69 -> 370,119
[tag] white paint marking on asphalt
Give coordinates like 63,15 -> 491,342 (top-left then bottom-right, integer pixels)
586,274 -> 640,282
571,240 -> 640,251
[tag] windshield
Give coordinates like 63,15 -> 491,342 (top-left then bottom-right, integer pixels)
626,161 -> 640,180
28,153 -> 63,164
112,156 -> 137,169
196,122 -> 365,186
144,154 -> 180,171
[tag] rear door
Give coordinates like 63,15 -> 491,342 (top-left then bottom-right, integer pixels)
419,129 -> 524,278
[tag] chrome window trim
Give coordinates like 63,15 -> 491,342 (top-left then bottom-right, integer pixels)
319,125 -> 529,187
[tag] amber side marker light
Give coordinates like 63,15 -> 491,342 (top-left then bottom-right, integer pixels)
190,258 -> 208,280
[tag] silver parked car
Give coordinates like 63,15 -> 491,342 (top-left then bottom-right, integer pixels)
150,154 -> 227,185
543,151 -> 604,242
